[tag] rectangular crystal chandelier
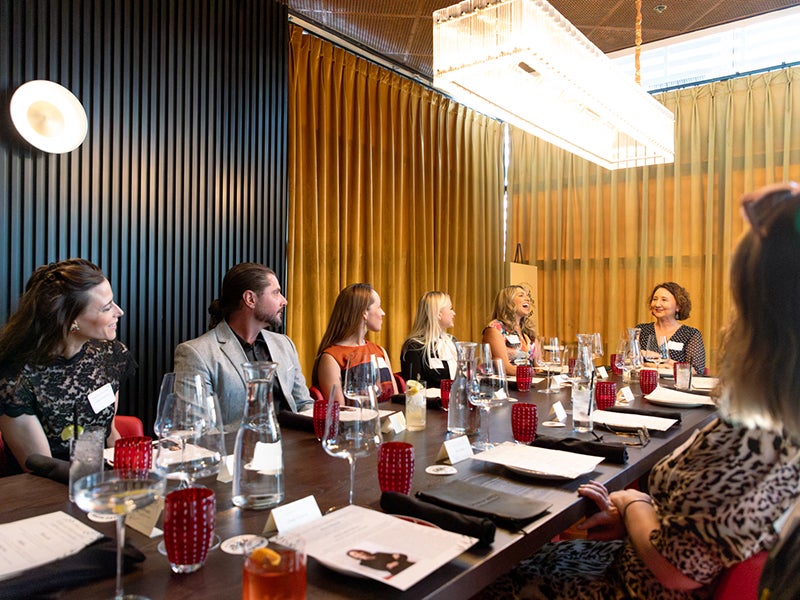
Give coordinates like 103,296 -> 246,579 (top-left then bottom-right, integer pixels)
432,0 -> 675,170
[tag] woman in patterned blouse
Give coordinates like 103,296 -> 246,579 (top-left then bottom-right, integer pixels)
636,281 -> 706,375
482,285 -> 538,376
0,259 -> 135,471
478,185 -> 800,599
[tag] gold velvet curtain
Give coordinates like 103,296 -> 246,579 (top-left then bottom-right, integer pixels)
287,26 -> 506,379
507,66 -> 800,371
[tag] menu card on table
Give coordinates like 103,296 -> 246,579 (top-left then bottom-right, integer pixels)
473,441 -> 604,480
273,504 -> 476,591
0,511 -> 102,581
593,409 -> 678,431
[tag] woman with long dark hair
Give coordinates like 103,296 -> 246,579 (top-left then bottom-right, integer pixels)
0,259 -> 135,470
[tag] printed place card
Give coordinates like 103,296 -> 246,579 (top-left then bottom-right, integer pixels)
620,386 -> 635,404
552,400 -> 568,423
596,366 -> 608,379
263,495 -> 322,535
126,497 -> 164,538
436,435 -> 473,465
382,411 -> 406,434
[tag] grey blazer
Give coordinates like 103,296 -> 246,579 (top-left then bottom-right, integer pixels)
173,320 -> 312,429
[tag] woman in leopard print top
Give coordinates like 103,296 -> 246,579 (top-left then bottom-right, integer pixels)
478,184 -> 800,599
0,259 -> 135,470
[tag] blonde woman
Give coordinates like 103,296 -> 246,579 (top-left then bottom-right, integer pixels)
400,292 -> 457,388
482,285 -> 537,376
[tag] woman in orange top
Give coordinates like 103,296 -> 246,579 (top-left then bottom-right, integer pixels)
312,283 -> 398,404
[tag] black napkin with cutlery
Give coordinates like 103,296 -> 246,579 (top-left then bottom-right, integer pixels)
415,480 -> 551,531
0,536 -> 145,599
380,491 -> 496,547
604,405 -> 682,423
531,435 -> 628,464
24,454 -> 70,484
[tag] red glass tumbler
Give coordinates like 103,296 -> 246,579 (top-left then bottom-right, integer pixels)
511,403 -> 538,444
164,486 -> 216,574
377,442 -> 415,495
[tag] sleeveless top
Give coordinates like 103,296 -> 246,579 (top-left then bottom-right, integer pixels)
485,320 -> 532,365
322,341 -> 394,402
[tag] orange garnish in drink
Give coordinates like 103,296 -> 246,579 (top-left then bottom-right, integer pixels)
251,547 -> 281,567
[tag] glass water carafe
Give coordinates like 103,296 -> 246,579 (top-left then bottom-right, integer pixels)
233,361 -> 284,509
447,342 -> 479,435
572,334 -> 596,432
620,327 -> 644,382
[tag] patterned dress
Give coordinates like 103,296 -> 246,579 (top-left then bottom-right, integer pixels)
480,418 -> 800,600
0,340 -> 136,460
635,322 -> 706,375
485,320 -> 532,366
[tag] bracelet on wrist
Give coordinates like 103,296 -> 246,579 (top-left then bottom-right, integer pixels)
621,497 -> 654,521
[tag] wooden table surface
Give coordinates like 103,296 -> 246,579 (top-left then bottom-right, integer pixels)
0,374 -> 717,599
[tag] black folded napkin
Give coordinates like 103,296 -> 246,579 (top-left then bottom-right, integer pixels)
0,536 -> 145,599
380,491 -> 496,547
276,410 -> 314,433
25,454 -> 70,484
531,435 -> 628,464
604,405 -> 682,423
415,480 -> 551,531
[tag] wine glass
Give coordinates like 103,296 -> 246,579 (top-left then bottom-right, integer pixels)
592,332 -> 604,363
470,345 -> 507,451
644,335 -> 669,368
73,469 -> 166,600
154,373 -> 225,486
154,372 -> 224,553
536,337 -> 561,394
322,351 -> 383,506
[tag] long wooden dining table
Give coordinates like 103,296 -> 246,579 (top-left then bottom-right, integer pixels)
0,373 -> 717,599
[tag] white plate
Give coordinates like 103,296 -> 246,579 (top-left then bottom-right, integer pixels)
646,396 -> 713,409
504,464 -> 573,481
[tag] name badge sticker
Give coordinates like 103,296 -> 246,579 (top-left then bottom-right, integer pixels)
88,383 -> 116,414
430,358 -> 444,369
506,334 -> 521,345
667,340 -> 684,351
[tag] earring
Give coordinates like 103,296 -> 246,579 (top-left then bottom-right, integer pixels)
675,312 -> 680,320
70,321 -> 80,333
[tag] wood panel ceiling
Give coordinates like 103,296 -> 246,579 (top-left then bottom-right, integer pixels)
287,0 -> 800,81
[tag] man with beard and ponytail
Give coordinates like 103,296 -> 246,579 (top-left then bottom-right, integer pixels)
174,263 -> 312,430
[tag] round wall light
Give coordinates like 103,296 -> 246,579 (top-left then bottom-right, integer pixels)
9,80 -> 88,154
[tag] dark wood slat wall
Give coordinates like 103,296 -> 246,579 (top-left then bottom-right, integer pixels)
0,0 -> 289,431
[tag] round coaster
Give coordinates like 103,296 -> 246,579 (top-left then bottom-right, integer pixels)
425,465 -> 457,475
87,512 -> 117,523
220,534 -> 268,555
541,421 -> 567,428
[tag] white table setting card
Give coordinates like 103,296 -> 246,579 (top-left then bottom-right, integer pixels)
596,366 -> 608,379
619,386 -> 635,404
263,495 -> 322,535
217,455 -> 233,483
436,435 -> 474,465
0,511 -> 103,581
125,497 -> 164,538
552,401 -> 568,423
473,441 -> 604,479
592,409 -> 677,432
382,411 -> 407,434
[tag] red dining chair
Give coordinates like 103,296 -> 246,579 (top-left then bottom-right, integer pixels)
309,386 -> 324,403
713,551 -> 767,599
114,414 -> 145,438
393,372 -> 407,393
